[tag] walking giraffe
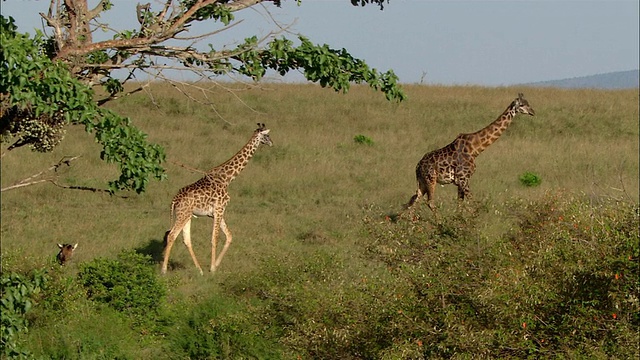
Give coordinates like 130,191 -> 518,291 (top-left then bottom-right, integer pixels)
162,124 -> 273,275
406,93 -> 535,212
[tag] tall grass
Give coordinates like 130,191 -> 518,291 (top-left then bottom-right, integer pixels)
1,84 -> 638,358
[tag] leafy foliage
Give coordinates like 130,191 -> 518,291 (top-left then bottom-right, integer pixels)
519,171 -> 542,187
235,36 -> 406,102
172,297 -> 284,359
92,110 -> 166,193
351,0 -> 389,9
354,134 -> 375,145
1,16 -> 166,193
181,0 -> 237,24
0,270 -> 47,358
77,251 -> 166,318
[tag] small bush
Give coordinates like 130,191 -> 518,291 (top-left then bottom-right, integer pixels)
0,269 -> 47,358
519,171 -> 542,187
173,297 -> 284,359
22,253 -> 171,359
77,251 -> 165,318
353,134 -> 374,146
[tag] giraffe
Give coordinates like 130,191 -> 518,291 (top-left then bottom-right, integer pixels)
57,243 -> 77,265
161,123 -> 273,275
406,93 -> 535,212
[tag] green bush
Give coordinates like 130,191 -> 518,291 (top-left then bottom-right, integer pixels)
77,251 -> 165,319
0,270 -> 47,358
18,264 -> 168,360
519,171 -> 542,187
172,297 -> 283,359
354,134 -> 374,146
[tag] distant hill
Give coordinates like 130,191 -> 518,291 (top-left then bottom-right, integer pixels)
524,70 -> 639,89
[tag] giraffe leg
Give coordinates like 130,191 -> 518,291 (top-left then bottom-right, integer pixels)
455,159 -> 474,202
181,219 -> 204,275
210,214 -> 222,273
425,177 -> 437,212
163,217 -> 204,275
456,177 -> 472,201
455,179 -> 474,215
162,216 -> 190,274
214,218 -> 232,268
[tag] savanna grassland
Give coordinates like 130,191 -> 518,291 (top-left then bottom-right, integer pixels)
1,84 -> 638,359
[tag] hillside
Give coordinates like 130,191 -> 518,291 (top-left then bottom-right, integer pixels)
525,69 -> 639,89
2,85 -> 638,359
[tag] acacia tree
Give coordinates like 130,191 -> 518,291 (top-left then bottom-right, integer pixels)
0,0 -> 403,194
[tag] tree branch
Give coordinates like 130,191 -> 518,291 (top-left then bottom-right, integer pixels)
222,0 -> 265,12
88,0 -> 106,20
170,159 -> 206,174
49,179 -> 127,197
1,155 -> 81,192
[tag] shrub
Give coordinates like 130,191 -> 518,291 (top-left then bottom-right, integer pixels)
77,251 -> 165,319
353,134 -> 374,146
0,269 -> 47,358
519,171 -> 542,187
358,195 -> 639,358
172,297 -> 284,359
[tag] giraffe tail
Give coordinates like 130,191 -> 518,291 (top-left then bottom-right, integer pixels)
167,200 -> 176,230
163,230 -> 170,246
164,201 -> 177,246
404,193 -> 419,210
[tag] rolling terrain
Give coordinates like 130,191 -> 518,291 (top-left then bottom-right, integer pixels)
525,69 -> 639,89
1,84 -> 638,359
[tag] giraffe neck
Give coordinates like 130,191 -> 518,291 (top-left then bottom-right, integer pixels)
209,134 -> 261,182
466,104 -> 517,157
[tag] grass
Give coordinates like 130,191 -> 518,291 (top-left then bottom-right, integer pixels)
1,84 -> 638,358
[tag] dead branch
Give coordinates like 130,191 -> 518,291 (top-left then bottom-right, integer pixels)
170,159 -> 207,174
1,155 -> 81,192
49,180 -> 128,198
1,179 -> 51,191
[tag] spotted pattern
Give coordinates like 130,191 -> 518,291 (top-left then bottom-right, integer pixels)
407,94 -> 535,211
162,124 -> 272,275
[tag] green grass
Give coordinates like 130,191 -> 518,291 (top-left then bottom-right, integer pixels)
1,84 -> 638,358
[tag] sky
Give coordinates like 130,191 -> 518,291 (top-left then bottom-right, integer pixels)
1,0 -> 638,86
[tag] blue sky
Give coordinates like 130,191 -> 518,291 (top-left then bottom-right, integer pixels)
2,0 -> 638,86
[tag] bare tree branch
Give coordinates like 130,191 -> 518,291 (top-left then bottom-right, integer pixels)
1,155 -> 81,192
170,159 -> 207,174
49,179 -> 127,197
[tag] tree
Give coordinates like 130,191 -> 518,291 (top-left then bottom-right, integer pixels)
0,0 -> 404,194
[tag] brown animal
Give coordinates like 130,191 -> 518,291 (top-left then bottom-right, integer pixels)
57,243 -> 78,265
162,124 -> 273,275
407,93 -> 535,212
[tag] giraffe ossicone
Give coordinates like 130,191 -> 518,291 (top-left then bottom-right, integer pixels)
406,93 -> 535,213
162,123 -> 272,275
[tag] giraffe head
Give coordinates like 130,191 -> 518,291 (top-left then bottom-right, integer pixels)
57,243 -> 78,265
255,123 -> 273,146
512,93 -> 535,116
